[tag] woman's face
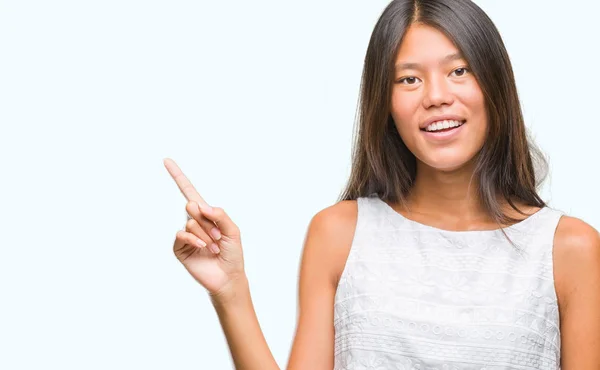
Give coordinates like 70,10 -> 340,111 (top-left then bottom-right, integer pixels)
390,23 -> 487,172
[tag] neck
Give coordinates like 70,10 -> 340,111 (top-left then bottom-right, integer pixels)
406,160 -> 491,223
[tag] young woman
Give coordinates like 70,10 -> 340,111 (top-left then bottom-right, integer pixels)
165,0 -> 600,368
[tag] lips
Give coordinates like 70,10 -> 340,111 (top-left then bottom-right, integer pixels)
420,120 -> 465,141
420,115 -> 467,130
422,119 -> 466,132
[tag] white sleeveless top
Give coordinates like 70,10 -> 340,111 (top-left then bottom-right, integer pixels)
334,195 -> 564,370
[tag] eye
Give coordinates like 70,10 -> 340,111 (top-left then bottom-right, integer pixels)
450,67 -> 470,77
397,76 -> 421,85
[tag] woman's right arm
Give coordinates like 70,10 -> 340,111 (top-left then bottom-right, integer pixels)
285,200 -> 357,369
209,200 -> 357,370
166,156 -> 356,369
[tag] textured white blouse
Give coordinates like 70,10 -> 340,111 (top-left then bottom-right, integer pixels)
334,195 -> 564,370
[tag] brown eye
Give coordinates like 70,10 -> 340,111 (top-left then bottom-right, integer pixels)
397,76 -> 421,85
451,67 -> 469,77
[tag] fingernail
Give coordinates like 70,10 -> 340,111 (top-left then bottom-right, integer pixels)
196,239 -> 207,247
210,227 -> 222,241
210,243 -> 220,254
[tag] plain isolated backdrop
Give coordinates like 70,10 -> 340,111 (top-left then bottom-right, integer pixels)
1,0 -> 598,369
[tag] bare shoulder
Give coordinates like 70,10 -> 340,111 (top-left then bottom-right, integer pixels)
286,200 -> 358,369
553,215 -> 600,308
310,199 -> 358,235
552,215 -> 600,365
554,215 -> 600,258
306,199 -> 359,286
555,216 -> 600,248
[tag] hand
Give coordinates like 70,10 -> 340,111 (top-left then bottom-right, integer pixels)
164,158 -> 245,300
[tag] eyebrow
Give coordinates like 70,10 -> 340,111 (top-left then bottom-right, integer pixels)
394,52 -> 465,71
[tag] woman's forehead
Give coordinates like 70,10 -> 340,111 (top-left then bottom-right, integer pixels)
395,24 -> 463,69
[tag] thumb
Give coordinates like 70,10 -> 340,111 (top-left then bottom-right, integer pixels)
199,205 -> 240,239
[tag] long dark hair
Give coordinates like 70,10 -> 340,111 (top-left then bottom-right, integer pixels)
338,0 -> 548,230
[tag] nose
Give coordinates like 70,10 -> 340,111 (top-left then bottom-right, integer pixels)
422,75 -> 454,109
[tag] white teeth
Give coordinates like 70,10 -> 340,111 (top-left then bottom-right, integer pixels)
425,120 -> 463,132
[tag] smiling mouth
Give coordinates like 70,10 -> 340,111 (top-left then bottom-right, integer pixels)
420,119 -> 466,132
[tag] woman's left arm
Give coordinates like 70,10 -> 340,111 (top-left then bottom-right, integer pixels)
554,216 -> 600,369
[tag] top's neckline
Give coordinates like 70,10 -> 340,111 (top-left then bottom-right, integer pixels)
372,196 -> 547,234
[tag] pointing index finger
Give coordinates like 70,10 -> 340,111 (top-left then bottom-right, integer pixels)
163,158 -> 209,207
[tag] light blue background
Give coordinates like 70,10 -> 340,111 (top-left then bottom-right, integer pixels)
1,1 -> 598,369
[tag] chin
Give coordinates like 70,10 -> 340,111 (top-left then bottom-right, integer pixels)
418,152 -> 477,172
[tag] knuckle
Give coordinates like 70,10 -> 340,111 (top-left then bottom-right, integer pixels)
186,218 -> 197,230
185,201 -> 197,214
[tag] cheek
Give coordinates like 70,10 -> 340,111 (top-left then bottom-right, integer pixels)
460,83 -> 486,120
390,90 -> 421,135
456,83 -> 488,142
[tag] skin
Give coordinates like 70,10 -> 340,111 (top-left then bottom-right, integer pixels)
390,23 -> 496,229
165,23 -> 600,369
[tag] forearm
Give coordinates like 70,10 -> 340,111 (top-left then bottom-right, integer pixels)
211,276 -> 280,370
